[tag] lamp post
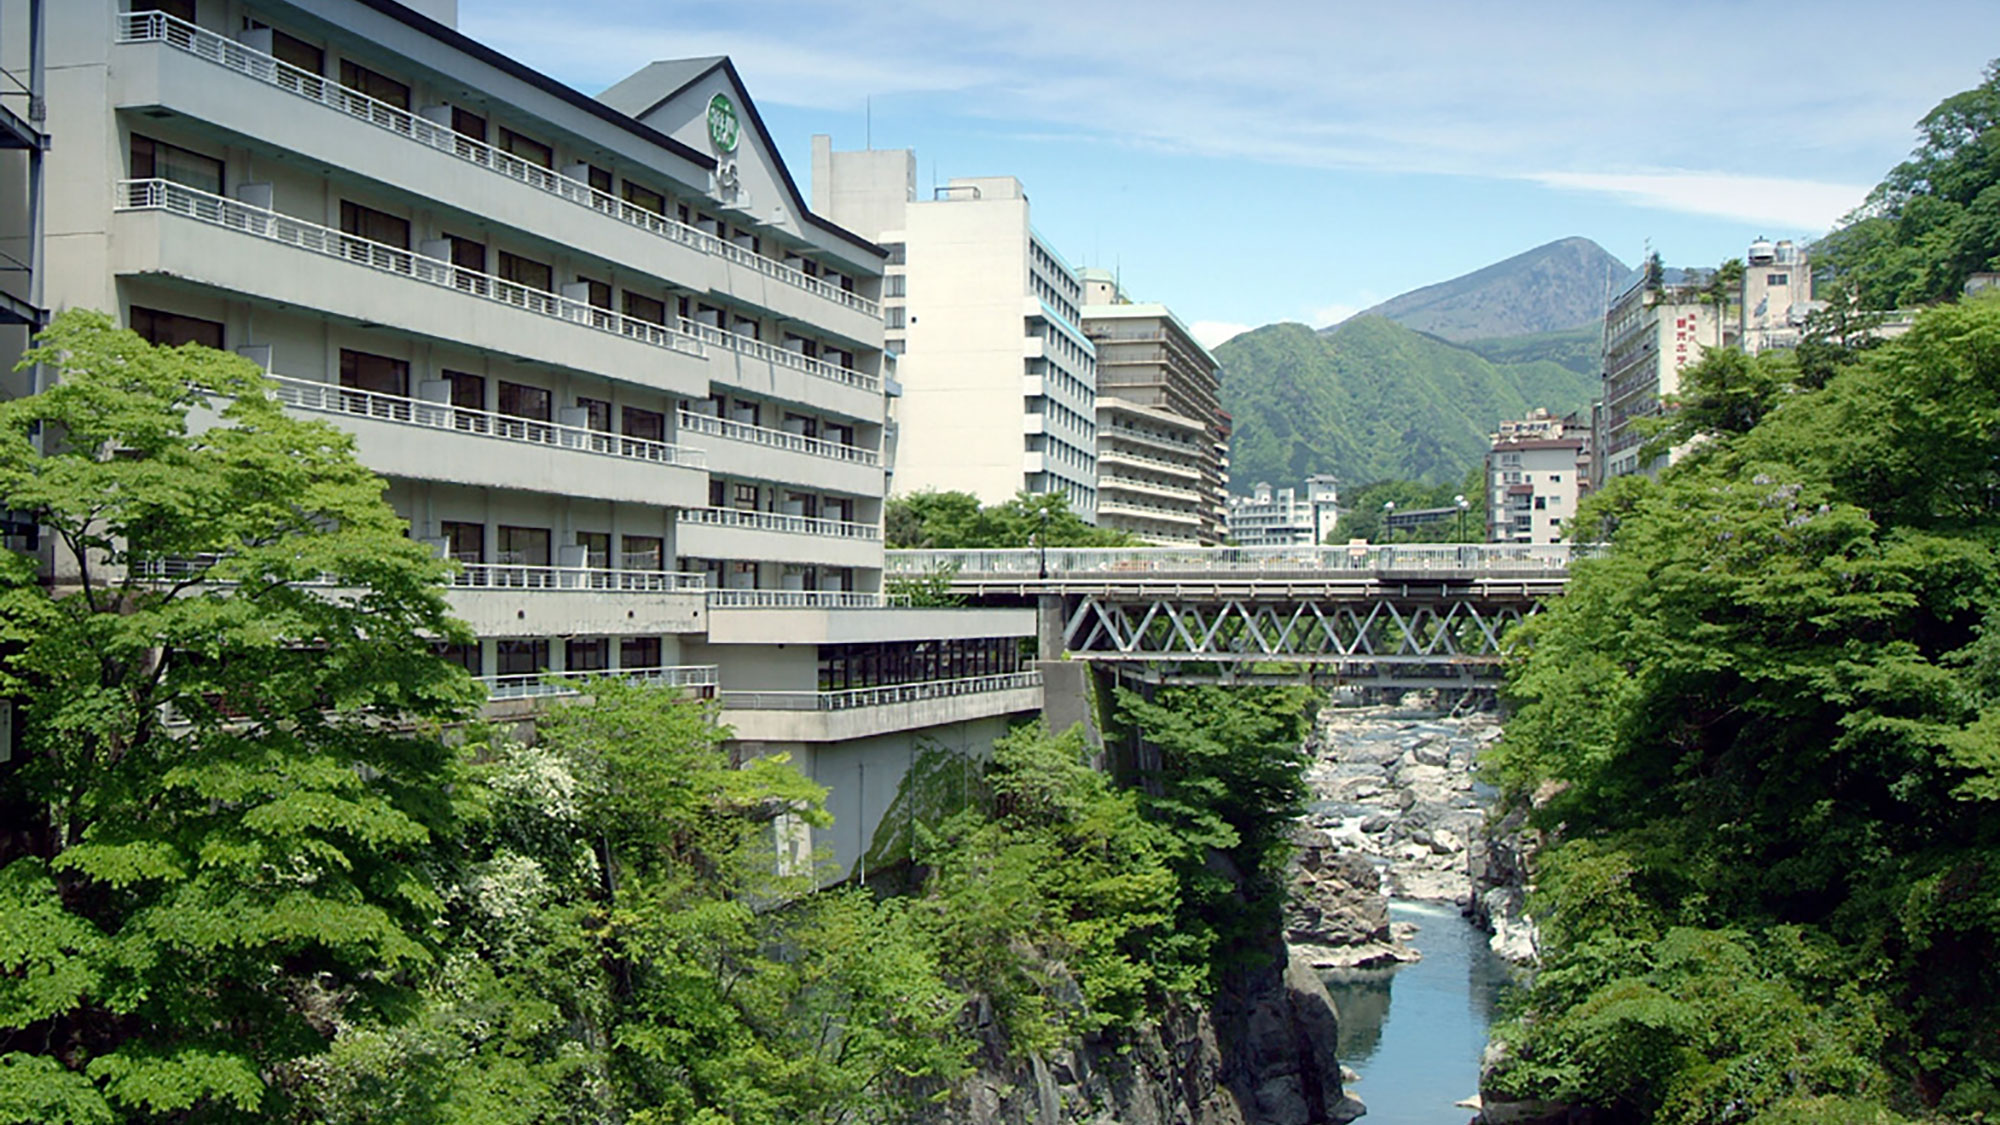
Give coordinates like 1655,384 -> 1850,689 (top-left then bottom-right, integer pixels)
1381,500 -> 1395,543
1455,494 -> 1469,542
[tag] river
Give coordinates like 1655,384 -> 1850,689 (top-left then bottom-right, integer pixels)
1320,900 -> 1515,1125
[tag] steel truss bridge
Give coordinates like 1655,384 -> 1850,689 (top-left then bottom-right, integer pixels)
885,544 -> 1593,691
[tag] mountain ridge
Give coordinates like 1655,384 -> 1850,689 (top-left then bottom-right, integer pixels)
1327,236 -> 1628,342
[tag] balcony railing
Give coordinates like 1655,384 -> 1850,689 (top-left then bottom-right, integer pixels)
1097,498 -> 1203,523
481,663 -> 719,701
705,589 -> 905,609
679,507 -> 880,541
676,319 -> 880,393
116,178 -> 707,358
113,10 -> 881,320
449,562 -> 708,592
678,410 -> 880,465
1096,444 -> 1204,479
718,671 -> 1041,712
269,373 -> 706,470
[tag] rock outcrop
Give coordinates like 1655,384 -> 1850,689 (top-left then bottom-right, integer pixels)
940,947 -> 1363,1125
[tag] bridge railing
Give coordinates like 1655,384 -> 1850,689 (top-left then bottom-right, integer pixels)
885,543 -> 1600,580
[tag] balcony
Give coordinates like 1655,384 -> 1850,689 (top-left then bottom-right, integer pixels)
678,409 -> 883,497
716,671 -> 1043,742
447,563 -> 708,637
1097,497 -> 1203,525
268,374 -> 707,507
113,11 -> 882,328
1096,444 -> 1204,481
706,589 -> 901,608
676,507 -> 882,570
704,598 -> 1035,645
480,663 -> 718,701
678,320 -> 883,419
113,179 -> 712,398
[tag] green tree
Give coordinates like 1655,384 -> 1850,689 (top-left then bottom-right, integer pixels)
0,311 -> 480,1122
884,490 -> 1135,549
1818,60 -> 2000,308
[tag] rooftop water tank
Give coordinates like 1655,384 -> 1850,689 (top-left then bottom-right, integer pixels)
1748,238 -> 1776,264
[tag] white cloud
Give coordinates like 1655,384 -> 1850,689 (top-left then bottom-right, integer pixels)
1190,321 -> 1252,349
1526,170 -> 1871,232
1310,303 -> 1365,329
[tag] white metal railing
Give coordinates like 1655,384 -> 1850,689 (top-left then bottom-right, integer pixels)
1103,425 -> 1204,457
677,410 -> 880,466
677,319 -> 880,393
705,589 -> 906,609
116,178 -> 707,357
1097,498 -> 1204,522
449,563 -> 708,592
718,671 -> 1041,712
114,10 -> 881,320
679,507 -> 880,541
480,663 -> 719,701
269,374 -> 706,469
1096,444 -> 1205,479
1100,475 -> 1204,502
885,543 -> 1601,580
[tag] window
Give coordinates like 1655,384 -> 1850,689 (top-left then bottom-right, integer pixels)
585,165 -> 612,194
884,275 -> 906,298
732,483 -> 759,510
621,406 -> 664,442
622,292 -> 666,326
130,306 -> 222,350
451,107 -> 487,142
338,59 -> 409,110
270,29 -> 323,74
497,380 -> 551,421
339,200 -> 410,249
135,0 -> 197,21
578,276 -> 612,310
1768,273 -> 1789,286
882,242 -> 906,265
622,181 -> 666,215
130,134 -> 223,194
620,636 -> 661,670
444,370 -> 486,432
498,127 -> 553,169
577,396 -> 612,432
445,232 -> 486,294
884,307 -> 906,329
497,251 -> 552,293
1534,497 -> 1546,510
575,531 -> 610,568
497,525 -> 550,568
337,348 -> 408,398
432,642 -> 481,675
495,639 -> 547,677
621,536 -> 663,571
566,638 -> 609,672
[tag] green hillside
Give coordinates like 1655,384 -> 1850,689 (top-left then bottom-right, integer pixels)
1217,315 -> 1595,489
1458,321 -> 1602,377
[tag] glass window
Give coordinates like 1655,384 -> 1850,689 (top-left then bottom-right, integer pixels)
339,200 -> 410,250
135,0 -> 198,21
337,348 -> 408,397
497,381 -> 551,421
566,638 -> 609,672
497,252 -> 553,292
622,181 -> 666,214
271,30 -> 323,74
622,292 -> 666,325
621,536 -> 663,571
621,407 -> 664,442
577,397 -> 612,432
337,59 -> 410,110
495,639 -> 546,677
496,525 -> 550,566
451,107 -> 488,142
575,531 -> 610,568
432,642 -> 481,676
129,306 -> 222,350
498,127 -> 553,169
130,134 -> 223,194
441,521 -> 483,563
620,636 -> 661,670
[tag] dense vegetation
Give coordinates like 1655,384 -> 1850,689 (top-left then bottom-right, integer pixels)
883,490 -> 1136,550
1484,294 -> 2000,1121
1818,62 -> 2000,310
1217,316 -> 1594,492
1330,472 -> 1487,544
0,315 -> 1317,1121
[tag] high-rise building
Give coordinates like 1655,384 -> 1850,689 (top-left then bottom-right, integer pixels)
1077,269 -> 1227,545
7,0 -> 1041,878
811,140 -> 1098,517
1226,477 -> 1339,547
1595,275 -> 1723,484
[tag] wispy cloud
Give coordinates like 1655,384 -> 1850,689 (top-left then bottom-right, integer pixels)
460,0 -> 1989,221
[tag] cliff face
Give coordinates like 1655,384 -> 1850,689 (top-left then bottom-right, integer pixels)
941,945 -> 1362,1125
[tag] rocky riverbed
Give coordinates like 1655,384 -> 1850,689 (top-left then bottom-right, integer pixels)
1287,700 -> 1538,968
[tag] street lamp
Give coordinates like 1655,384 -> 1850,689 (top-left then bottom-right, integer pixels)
1381,500 -> 1395,543
1455,494 -> 1469,542
1037,505 -> 1050,580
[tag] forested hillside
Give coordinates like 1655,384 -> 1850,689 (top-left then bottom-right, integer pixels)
1217,316 -> 1594,490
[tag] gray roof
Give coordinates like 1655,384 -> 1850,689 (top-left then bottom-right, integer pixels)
597,57 -> 729,118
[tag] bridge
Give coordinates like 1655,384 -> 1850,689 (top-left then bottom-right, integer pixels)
884,544 -> 1594,691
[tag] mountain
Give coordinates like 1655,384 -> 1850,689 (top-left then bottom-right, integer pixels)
1458,322 -> 1603,377
1330,237 -> 1628,342
1217,317 -> 1596,490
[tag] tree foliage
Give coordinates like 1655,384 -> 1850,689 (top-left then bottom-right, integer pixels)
1486,296 -> 2000,1121
1333,469 -> 1486,543
0,311 -> 480,1122
1818,60 -> 2000,309
884,489 -> 1136,550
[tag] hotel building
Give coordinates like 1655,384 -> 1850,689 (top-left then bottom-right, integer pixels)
2,0 -> 1041,877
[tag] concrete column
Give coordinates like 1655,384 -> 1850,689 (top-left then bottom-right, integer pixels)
1036,593 -> 1066,661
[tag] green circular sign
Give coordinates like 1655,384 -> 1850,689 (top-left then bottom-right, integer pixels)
706,93 -> 740,153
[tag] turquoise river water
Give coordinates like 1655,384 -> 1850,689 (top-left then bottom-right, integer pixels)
1319,900 -> 1516,1125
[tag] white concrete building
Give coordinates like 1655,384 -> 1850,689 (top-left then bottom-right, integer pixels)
1741,237 -> 1814,354
1079,269 -> 1227,545
1596,276 -> 1722,483
1226,477 -> 1339,547
811,141 -> 1098,517
1487,411 -> 1588,544
5,0 -> 1041,879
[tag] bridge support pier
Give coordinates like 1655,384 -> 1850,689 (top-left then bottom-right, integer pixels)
1036,593 -> 1067,661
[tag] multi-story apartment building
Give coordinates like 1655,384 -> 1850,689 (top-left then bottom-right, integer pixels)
1741,237 -> 1813,354
1077,269 -> 1226,545
1595,274 -> 1723,484
810,140 -> 1099,517
7,0 -> 1040,878
0,0 -> 44,380
1487,409 -> 1588,544
1226,477 -> 1339,547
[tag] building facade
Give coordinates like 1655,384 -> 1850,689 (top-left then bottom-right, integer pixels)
1740,237 -> 1813,354
1226,477 -> 1339,547
1595,276 -> 1723,484
811,141 -> 1099,517
1078,269 -> 1227,545
8,0 -> 1041,878
1487,410 -> 1588,544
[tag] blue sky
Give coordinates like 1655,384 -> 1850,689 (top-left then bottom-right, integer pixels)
459,0 -> 1996,347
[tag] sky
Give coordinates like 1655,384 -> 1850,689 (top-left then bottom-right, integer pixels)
458,0 -> 1996,348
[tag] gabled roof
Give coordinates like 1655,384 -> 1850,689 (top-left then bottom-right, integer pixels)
598,56 -> 885,260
